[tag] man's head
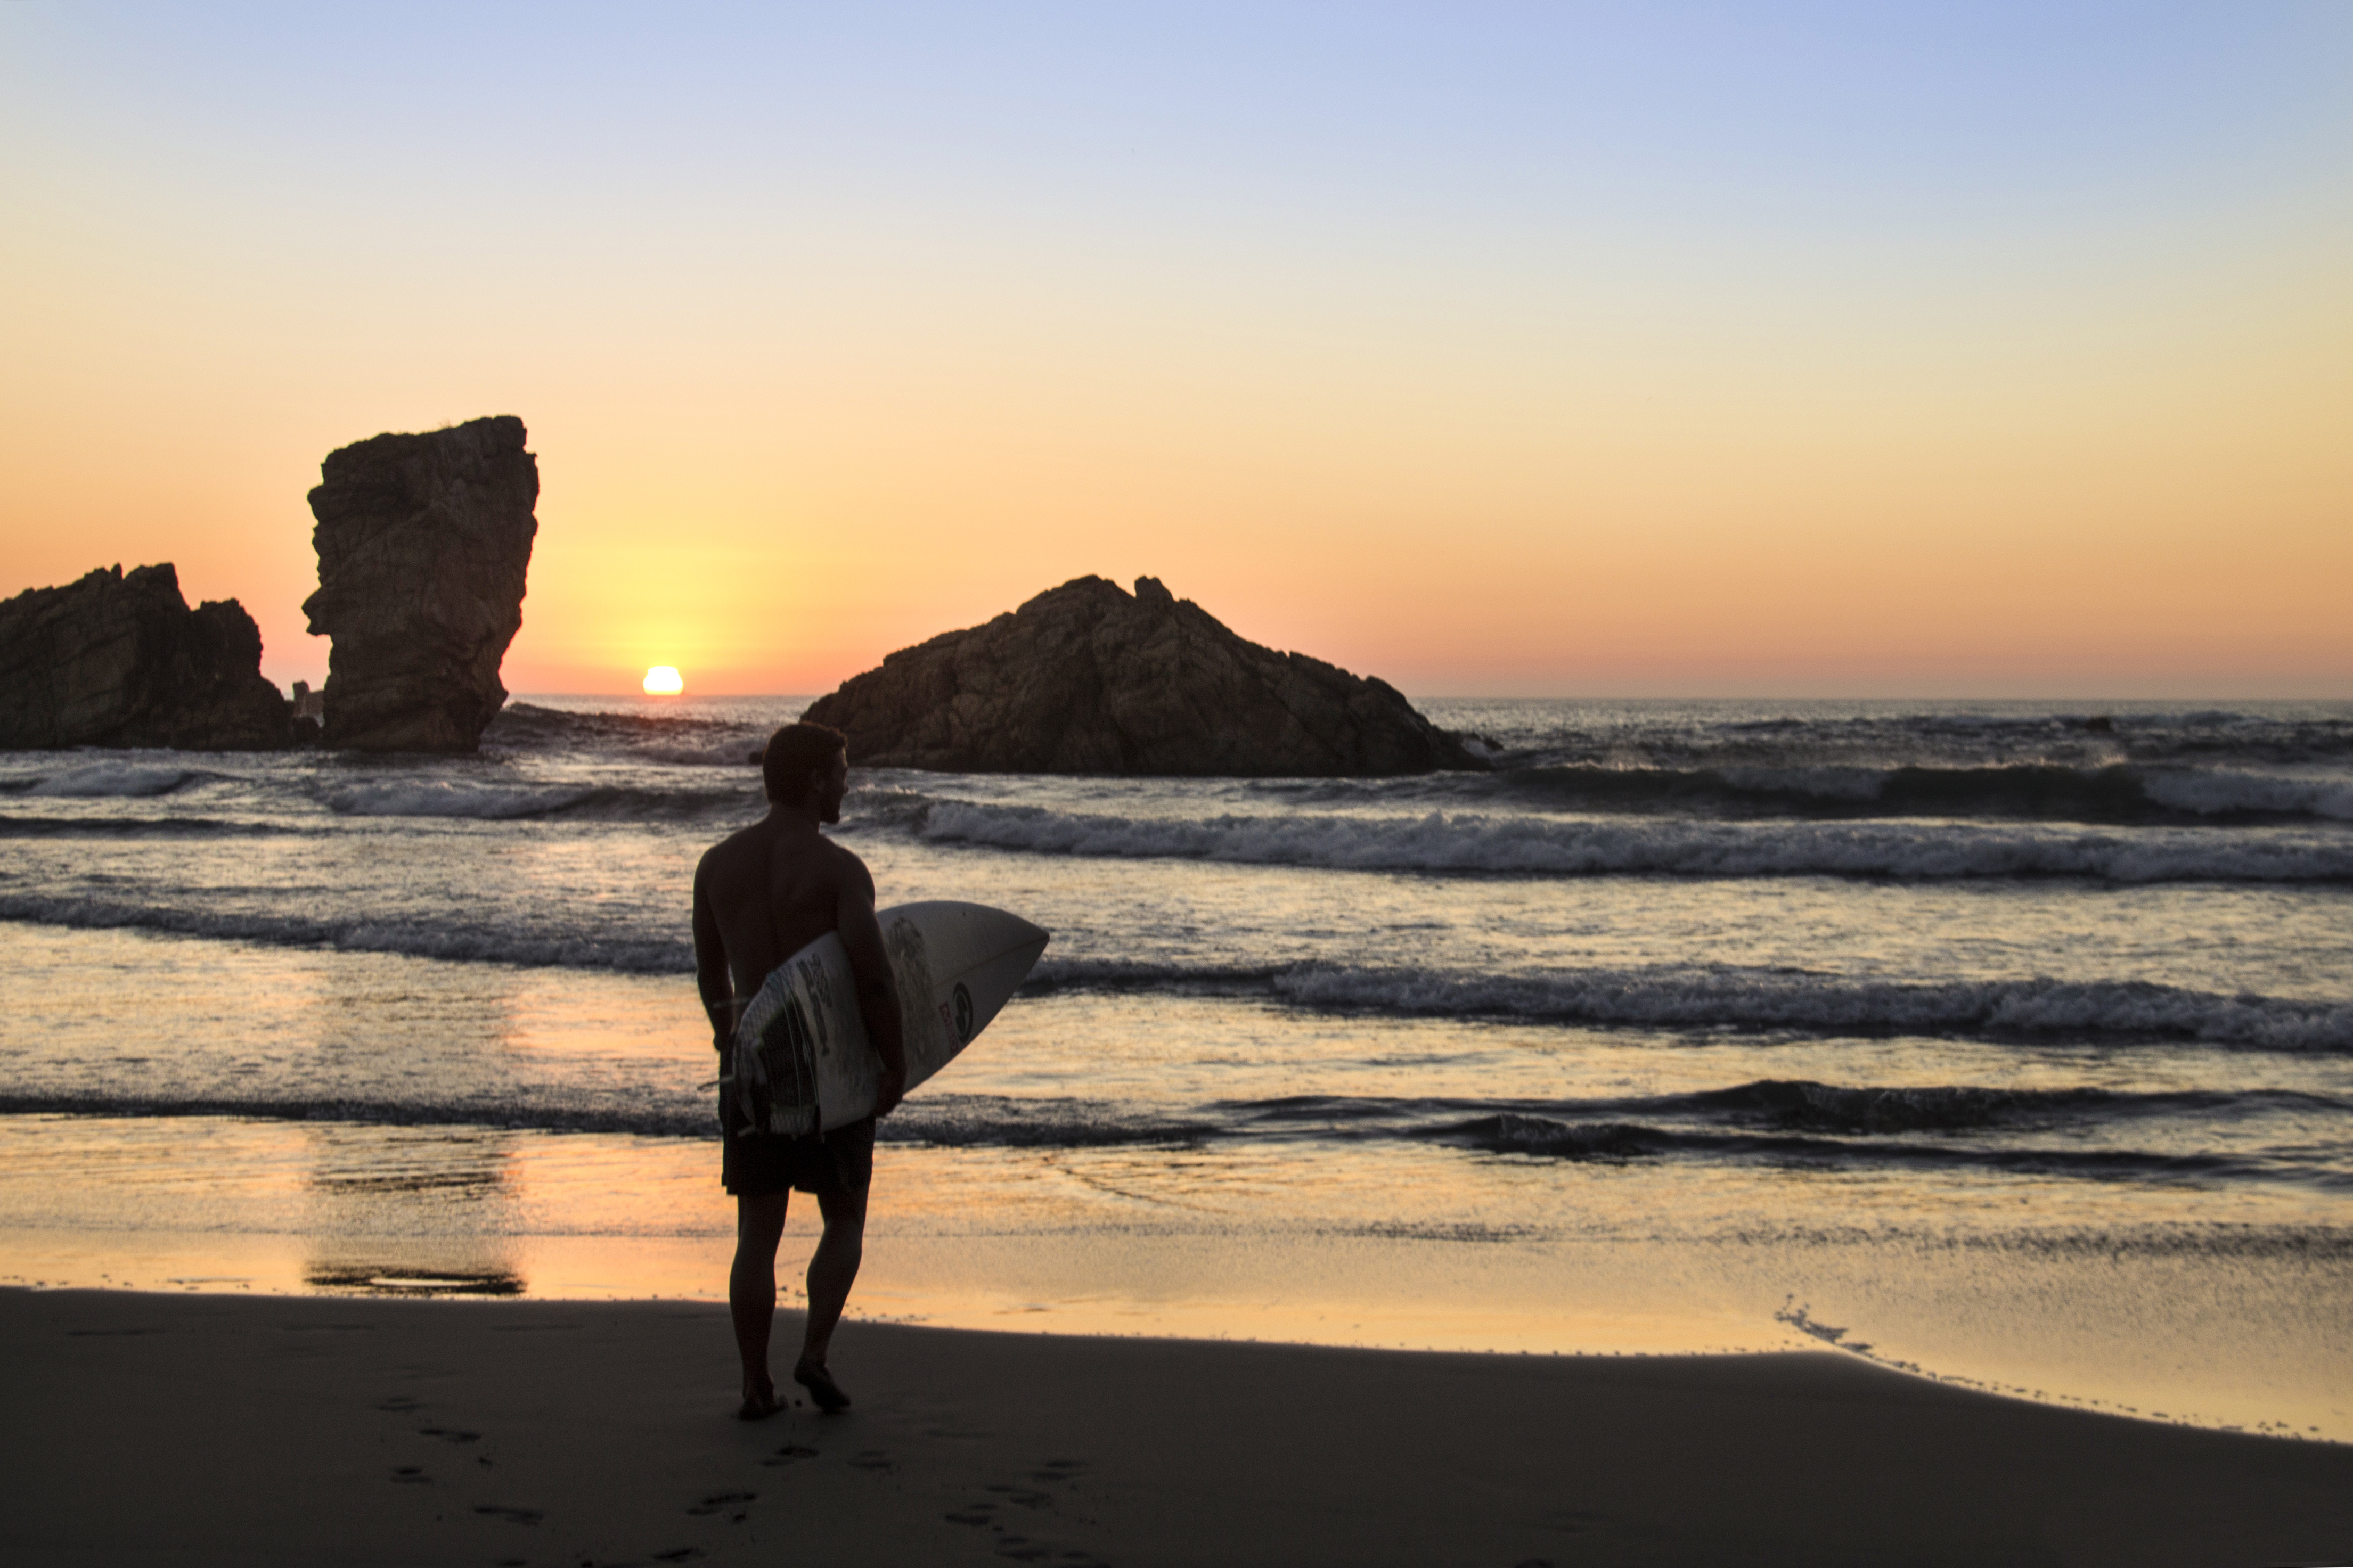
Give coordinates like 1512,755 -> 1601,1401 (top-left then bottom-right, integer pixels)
762,721 -> 849,822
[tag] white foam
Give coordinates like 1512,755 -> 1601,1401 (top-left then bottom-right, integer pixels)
0,893 -> 694,973
1264,965 -> 2353,1052
2141,770 -> 2353,820
914,801 -> 2353,883
1030,957 -> 2353,1052
27,762 -> 194,798
323,779 -> 596,819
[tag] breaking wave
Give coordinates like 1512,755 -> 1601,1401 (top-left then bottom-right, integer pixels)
1035,958 -> 2353,1051
1488,762 -> 2353,824
906,798 -> 2353,883
321,778 -> 757,822
0,893 -> 695,973
1,762 -> 204,798
2,885 -> 2341,1052
481,701 -> 774,767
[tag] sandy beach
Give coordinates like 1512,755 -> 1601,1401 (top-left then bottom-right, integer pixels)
4,1287 -> 2346,1567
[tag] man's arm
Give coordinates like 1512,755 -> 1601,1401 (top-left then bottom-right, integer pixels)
832,853 -> 907,1117
691,860 -> 735,1053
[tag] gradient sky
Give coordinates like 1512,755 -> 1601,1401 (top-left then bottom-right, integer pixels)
3,3 -> 2348,696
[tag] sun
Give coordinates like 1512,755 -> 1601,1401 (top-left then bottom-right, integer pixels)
642,666 -> 684,696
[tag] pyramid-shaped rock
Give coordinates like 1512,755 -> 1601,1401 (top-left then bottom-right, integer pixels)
804,576 -> 1479,776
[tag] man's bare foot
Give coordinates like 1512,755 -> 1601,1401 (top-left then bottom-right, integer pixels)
738,1377 -> 783,1421
793,1360 -> 851,1413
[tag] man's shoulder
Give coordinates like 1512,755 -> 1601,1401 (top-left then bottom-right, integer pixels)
812,833 -> 875,888
697,818 -> 770,877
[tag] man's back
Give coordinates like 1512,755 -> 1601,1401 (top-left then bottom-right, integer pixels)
694,817 -> 868,1009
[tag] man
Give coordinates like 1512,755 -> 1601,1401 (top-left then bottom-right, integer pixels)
692,720 -> 906,1419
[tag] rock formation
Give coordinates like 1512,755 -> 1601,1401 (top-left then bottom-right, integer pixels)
803,576 -> 1482,775
0,563 -> 290,750
303,415 -> 539,752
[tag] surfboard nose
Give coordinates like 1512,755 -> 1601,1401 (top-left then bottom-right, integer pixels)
889,900 -> 1049,965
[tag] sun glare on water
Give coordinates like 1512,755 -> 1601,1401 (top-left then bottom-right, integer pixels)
642,666 -> 684,696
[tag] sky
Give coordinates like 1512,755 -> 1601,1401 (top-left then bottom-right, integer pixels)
2,3 -> 2348,697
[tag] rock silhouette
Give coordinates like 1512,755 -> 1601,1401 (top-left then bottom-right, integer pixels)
804,575 -> 1480,775
0,563 -> 290,750
303,416 -> 539,752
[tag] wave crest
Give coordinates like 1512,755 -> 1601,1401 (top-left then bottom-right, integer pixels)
1034,958 -> 2353,1051
909,798 -> 2353,884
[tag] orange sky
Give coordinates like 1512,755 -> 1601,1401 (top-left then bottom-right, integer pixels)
3,7 -> 2348,697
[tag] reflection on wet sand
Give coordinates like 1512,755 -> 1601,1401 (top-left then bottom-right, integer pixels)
301,1124 -> 525,1299
304,1265 -> 523,1296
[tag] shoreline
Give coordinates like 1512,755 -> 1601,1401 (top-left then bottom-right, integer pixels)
6,1287 -> 2348,1566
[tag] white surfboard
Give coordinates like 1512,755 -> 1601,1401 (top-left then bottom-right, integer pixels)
727,901 -> 1049,1134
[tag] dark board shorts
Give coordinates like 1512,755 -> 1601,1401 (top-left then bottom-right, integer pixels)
723,1116 -> 876,1200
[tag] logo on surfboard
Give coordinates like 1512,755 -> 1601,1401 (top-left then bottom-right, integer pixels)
952,982 -> 974,1042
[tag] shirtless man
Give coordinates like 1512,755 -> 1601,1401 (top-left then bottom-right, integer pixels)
693,721 -> 906,1419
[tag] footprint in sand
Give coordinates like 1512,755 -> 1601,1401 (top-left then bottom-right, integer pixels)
996,1541 -> 1108,1565
473,1505 -> 543,1526
389,1466 -> 429,1485
761,1443 -> 819,1468
651,1548 -> 707,1562
684,1490 -> 758,1518
946,1495 -> 1110,1567
374,1395 -> 423,1413
1030,1458 -> 1086,1485
847,1450 -> 894,1473
417,1426 -> 480,1444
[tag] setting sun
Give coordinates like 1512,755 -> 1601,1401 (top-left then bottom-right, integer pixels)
641,666 -> 684,696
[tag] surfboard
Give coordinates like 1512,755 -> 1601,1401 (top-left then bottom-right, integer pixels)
726,901 -> 1050,1134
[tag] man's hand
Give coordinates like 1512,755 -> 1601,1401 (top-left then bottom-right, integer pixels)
875,1064 -> 906,1119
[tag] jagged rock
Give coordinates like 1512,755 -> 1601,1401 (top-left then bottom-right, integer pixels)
804,576 -> 1481,775
303,415 -> 539,752
288,681 -> 324,745
0,564 -> 290,750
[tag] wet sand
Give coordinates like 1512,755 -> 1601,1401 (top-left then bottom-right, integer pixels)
4,1288 -> 2346,1567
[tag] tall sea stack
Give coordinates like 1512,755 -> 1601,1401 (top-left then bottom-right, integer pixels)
303,416 -> 538,752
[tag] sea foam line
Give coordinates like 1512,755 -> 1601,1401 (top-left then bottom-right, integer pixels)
1437,1111 -> 2274,1184
0,1090 -> 1209,1150
1035,958 -> 2353,1051
906,800 -> 2353,883
0,1090 -> 2314,1189
3,894 -> 2344,1050
1492,762 -> 2353,824
0,894 -> 694,973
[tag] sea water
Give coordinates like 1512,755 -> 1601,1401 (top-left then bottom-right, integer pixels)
1,696 -> 2347,1439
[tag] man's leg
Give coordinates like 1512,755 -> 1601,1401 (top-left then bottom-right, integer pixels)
730,1190 -> 790,1416
792,1185 -> 867,1409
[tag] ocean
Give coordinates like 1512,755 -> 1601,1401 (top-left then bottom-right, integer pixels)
2,695 -> 2348,1440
